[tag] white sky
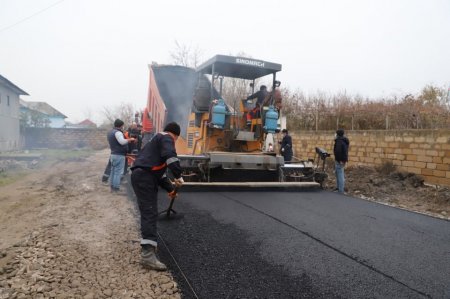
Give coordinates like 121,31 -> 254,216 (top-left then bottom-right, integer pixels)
1,0 -> 449,123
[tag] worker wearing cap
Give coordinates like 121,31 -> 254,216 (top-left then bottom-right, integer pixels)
279,129 -> 293,162
130,122 -> 184,271
107,119 -> 135,192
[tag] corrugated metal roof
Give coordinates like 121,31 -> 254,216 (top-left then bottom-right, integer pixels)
20,99 -> 67,118
0,74 -> 29,95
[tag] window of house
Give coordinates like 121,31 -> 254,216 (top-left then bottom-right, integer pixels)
189,120 -> 195,127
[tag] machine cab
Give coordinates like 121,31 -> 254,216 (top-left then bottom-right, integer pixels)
188,55 -> 283,155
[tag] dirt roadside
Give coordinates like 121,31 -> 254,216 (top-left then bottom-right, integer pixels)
324,164 -> 450,220
0,149 -> 448,298
0,150 -> 180,299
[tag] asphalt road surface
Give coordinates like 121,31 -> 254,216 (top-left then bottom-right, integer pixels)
156,189 -> 450,299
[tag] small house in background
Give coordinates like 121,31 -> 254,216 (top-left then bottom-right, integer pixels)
0,74 -> 29,151
77,119 -> 97,128
20,100 -> 67,128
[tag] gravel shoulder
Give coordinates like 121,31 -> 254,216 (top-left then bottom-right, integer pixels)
0,150 -> 180,299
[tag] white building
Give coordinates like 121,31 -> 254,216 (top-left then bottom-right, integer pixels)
0,74 -> 28,151
20,100 -> 67,128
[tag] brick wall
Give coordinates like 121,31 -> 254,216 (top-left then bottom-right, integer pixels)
290,130 -> 450,187
24,128 -> 108,150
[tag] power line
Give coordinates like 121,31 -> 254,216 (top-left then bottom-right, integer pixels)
0,0 -> 66,34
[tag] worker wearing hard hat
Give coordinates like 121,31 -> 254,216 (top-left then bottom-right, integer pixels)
130,122 -> 184,271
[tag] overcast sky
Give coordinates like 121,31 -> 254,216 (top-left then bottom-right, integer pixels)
1,0 -> 449,123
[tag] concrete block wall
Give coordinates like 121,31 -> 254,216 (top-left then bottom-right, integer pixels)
290,130 -> 450,187
24,128 -> 108,150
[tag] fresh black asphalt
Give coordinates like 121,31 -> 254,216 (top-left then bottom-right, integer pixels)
153,189 -> 450,299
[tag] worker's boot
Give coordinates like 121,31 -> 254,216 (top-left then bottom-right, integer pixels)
141,245 -> 167,271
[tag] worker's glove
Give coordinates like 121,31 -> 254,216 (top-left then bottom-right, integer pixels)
281,147 -> 285,152
174,177 -> 184,188
168,190 -> 177,200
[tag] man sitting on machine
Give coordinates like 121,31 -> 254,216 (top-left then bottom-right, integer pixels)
245,85 -> 267,126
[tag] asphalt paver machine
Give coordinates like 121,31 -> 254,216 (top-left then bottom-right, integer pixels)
171,55 -> 326,189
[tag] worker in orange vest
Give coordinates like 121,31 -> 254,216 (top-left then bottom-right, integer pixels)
141,107 -> 154,147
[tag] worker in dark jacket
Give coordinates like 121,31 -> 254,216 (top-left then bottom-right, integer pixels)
279,129 -> 293,162
102,121 -> 135,184
107,119 -> 135,192
245,85 -> 268,126
333,129 -> 350,193
130,122 -> 184,271
246,85 -> 268,106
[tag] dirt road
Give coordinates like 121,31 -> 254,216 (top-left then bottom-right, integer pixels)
0,150 -> 180,299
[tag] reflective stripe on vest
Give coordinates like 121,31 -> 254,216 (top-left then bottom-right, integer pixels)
166,157 -> 179,165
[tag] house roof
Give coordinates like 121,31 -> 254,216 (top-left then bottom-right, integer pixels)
78,119 -> 96,126
0,74 -> 29,95
20,100 -> 67,118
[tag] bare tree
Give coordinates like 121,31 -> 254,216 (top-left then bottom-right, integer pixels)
220,52 -> 261,107
20,110 -> 50,129
100,102 -> 135,128
169,40 -> 203,68
283,84 -> 450,131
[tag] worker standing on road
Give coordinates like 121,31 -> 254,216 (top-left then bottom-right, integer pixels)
107,119 -> 135,192
279,129 -> 293,162
333,129 -> 349,193
130,122 -> 184,271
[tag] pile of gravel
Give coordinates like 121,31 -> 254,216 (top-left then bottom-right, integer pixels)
0,225 -> 181,299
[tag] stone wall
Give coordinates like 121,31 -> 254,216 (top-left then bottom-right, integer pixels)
24,128 -> 108,150
290,130 -> 450,187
